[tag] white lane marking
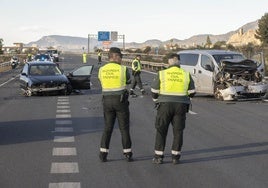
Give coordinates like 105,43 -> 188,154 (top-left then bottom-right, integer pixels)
57,109 -> 71,113
52,147 -> 77,156
55,120 -> 72,125
58,99 -> 69,101
189,110 -> 197,115
57,102 -> 70,105
50,162 -> 79,173
58,96 -> 69,99
56,114 -> 71,118
54,136 -> 75,142
54,127 -> 74,132
0,75 -> 18,87
49,182 -> 81,188
57,106 -> 70,109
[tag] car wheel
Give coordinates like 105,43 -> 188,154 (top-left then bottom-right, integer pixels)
66,84 -> 73,95
24,88 -> 32,97
214,87 -> 223,101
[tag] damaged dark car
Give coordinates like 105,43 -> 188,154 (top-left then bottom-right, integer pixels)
19,61 -> 93,96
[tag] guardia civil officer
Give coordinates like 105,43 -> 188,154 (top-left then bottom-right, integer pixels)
129,55 -> 145,96
82,52 -> 87,63
97,50 -> 102,65
151,53 -> 195,164
98,47 -> 133,162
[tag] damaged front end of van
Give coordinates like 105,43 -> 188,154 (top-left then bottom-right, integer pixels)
213,59 -> 268,101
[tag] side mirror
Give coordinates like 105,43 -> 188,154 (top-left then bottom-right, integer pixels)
205,64 -> 214,72
68,72 -> 73,77
21,72 -> 27,76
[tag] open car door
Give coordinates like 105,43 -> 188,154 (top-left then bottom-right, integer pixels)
67,65 -> 94,90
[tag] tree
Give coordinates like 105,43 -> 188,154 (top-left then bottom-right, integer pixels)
213,41 -> 226,49
0,38 -> 3,54
255,13 -> 268,46
143,46 -> 151,54
205,35 -> 212,48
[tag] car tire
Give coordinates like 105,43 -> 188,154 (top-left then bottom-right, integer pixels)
66,84 -> 73,95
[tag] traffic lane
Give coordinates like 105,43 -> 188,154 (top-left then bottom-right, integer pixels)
68,92 -> 268,188
183,99 -> 268,188
0,95 -> 60,188
67,67 -> 268,188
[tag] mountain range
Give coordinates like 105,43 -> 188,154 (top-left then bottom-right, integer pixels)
26,20 -> 259,52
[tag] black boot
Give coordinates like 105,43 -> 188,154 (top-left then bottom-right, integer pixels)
129,90 -> 137,97
152,154 -> 164,164
124,152 -> 133,162
99,152 -> 108,162
172,154 -> 181,165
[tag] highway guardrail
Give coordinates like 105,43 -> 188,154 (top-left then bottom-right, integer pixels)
0,62 -> 12,72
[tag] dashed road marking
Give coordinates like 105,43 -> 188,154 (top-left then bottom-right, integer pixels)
54,127 -> 74,132
52,147 -> 77,156
50,162 -> 79,173
50,96 -> 80,188
55,120 -> 72,125
56,114 -> 71,118
57,105 -> 70,109
58,96 -> 69,99
49,182 -> 81,188
54,136 -> 75,142
58,98 -> 69,101
57,102 -> 70,105
57,109 -> 71,113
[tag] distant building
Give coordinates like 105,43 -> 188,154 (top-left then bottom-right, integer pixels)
2,43 -> 39,54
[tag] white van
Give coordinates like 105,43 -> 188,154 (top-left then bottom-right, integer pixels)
177,50 -> 267,100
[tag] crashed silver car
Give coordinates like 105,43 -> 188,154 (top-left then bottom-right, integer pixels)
214,59 -> 268,100
178,50 -> 267,101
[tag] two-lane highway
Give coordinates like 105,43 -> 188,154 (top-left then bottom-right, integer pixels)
0,54 -> 268,188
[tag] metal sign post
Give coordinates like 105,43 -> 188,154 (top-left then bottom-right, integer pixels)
88,31 -> 125,53
88,34 -> 97,53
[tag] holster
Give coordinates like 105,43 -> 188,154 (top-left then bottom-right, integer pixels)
120,90 -> 129,103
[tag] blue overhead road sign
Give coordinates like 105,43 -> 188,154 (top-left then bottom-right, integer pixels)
98,31 -> 110,41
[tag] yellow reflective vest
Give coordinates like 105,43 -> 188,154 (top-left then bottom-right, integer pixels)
98,63 -> 127,92
132,59 -> 141,71
159,66 -> 190,96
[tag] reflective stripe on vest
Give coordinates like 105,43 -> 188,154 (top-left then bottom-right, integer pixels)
159,67 -> 190,96
99,63 -> 126,92
132,59 -> 141,71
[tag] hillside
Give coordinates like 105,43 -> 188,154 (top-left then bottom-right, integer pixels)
26,20 -> 259,51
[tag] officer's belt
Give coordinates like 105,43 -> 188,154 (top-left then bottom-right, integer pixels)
103,95 -> 121,99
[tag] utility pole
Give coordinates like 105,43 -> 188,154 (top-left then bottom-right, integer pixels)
88,34 -> 97,53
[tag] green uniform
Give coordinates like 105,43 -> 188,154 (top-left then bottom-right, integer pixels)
151,64 -> 195,160
98,62 -> 132,155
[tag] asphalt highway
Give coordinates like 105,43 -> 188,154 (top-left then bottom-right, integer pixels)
0,54 -> 268,188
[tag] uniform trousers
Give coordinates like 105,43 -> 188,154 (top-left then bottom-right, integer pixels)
100,95 -> 132,152
130,72 -> 143,90
154,102 -> 188,155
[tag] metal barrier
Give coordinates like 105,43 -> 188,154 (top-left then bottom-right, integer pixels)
0,62 -> 11,72
93,54 -> 166,72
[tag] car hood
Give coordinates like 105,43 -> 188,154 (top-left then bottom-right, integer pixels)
220,59 -> 257,74
29,75 -> 69,83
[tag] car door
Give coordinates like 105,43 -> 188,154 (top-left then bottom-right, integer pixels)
196,55 -> 214,94
19,64 -> 30,89
67,65 -> 94,90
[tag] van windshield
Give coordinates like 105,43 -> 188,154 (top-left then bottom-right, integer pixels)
213,54 -> 245,65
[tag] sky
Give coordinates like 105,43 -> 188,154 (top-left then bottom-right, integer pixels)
1,0 -> 267,46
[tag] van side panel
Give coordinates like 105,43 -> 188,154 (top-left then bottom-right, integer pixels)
179,53 -> 214,94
